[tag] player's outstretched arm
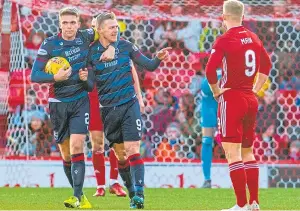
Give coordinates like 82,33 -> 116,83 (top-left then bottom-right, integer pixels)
131,64 -> 145,113
31,42 -> 56,83
130,42 -> 171,71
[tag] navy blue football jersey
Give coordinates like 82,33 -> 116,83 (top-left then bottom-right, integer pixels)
88,40 -> 161,107
31,28 -> 98,102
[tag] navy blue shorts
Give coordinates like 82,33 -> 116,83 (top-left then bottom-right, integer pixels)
101,98 -> 142,147
49,96 -> 90,144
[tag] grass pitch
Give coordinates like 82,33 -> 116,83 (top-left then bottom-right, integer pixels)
0,188 -> 299,210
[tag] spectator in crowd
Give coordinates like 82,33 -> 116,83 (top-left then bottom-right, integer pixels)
147,88 -> 177,137
25,31 -> 46,68
155,122 -> 181,161
273,0 -> 294,17
140,136 -> 154,158
165,122 -> 181,146
256,91 -> 281,134
34,115 -> 58,157
6,109 -> 54,157
254,121 -> 290,160
199,21 -> 223,53
289,140 -> 300,160
129,19 -> 148,49
153,21 -> 176,49
176,93 -> 201,158
276,51 -> 300,90
174,20 -> 202,54
19,111 -> 44,156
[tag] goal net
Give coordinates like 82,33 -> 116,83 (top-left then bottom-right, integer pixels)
0,0 -> 299,188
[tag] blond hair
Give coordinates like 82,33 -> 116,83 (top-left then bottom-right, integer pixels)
223,0 -> 244,22
95,12 -> 116,28
59,7 -> 79,18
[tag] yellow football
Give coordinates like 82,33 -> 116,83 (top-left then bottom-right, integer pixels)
45,57 -> 70,75
254,73 -> 271,98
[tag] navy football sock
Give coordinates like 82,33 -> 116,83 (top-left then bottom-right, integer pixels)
71,153 -> 85,201
118,159 -> 135,199
129,153 -> 144,197
63,160 -> 73,187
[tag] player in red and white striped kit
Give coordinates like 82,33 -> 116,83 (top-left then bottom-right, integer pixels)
205,1 -> 272,210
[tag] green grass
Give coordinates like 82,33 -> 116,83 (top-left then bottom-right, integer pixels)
0,188 -> 299,210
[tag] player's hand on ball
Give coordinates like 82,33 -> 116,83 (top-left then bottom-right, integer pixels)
157,47 -> 172,60
79,68 -> 88,81
100,45 -> 115,61
54,66 -> 72,82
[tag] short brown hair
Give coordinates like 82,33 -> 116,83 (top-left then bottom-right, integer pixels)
95,12 -> 116,28
59,7 -> 79,18
223,0 -> 244,22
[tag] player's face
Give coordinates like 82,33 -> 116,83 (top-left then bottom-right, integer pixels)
98,19 -> 119,43
59,15 -> 80,40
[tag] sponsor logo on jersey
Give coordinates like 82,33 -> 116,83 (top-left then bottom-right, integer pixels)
104,60 -> 117,68
37,49 -> 48,56
68,53 -> 80,62
65,46 -> 80,57
59,42 -> 63,46
75,38 -> 83,45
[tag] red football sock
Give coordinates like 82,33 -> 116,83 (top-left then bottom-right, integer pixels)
92,152 -> 105,187
229,161 -> 247,207
244,160 -> 259,204
109,150 -> 119,180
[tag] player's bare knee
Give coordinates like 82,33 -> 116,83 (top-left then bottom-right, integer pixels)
113,143 -> 127,161
91,141 -> 104,153
116,153 -> 127,162
58,139 -> 70,161
115,149 -> 127,162
60,150 -> 71,161
70,141 -> 84,154
242,147 -> 255,162
70,144 -> 83,154
222,142 -> 242,164
124,141 -> 140,156
70,134 -> 85,154
90,131 -> 104,152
